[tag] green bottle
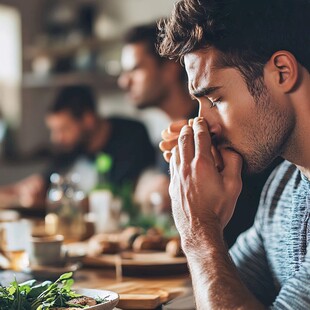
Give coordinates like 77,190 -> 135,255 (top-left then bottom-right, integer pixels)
90,153 -> 122,233
95,152 -> 113,192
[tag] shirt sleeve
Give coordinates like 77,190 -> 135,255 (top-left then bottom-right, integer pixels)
230,162 -> 310,309
229,222 -> 278,306
229,168 -> 280,306
269,245 -> 310,309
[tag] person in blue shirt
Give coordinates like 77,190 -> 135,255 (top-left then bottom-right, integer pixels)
159,0 -> 310,308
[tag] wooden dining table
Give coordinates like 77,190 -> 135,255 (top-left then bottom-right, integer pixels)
74,267 -> 192,309
0,213 -> 193,309
0,264 -> 192,310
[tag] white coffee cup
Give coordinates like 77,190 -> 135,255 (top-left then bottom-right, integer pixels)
28,234 -> 65,266
89,190 -> 122,233
0,210 -> 20,251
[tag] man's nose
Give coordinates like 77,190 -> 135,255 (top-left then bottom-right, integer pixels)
118,72 -> 130,90
198,100 -> 222,137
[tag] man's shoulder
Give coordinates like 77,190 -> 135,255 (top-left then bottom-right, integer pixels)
268,160 -> 298,187
108,116 -> 147,133
260,160 -> 300,213
106,117 -> 154,154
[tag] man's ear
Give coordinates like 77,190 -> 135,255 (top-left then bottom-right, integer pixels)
268,51 -> 299,92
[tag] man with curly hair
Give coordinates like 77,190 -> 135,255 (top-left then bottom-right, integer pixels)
159,0 -> 310,308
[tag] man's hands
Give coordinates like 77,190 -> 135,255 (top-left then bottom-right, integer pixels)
15,175 -> 46,207
160,118 -> 264,309
160,117 -> 243,250
160,119 -> 189,162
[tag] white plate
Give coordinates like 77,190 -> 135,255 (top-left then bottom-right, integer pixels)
75,288 -> 119,310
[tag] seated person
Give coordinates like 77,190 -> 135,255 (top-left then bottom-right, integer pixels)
119,23 -> 279,246
159,0 -> 310,308
119,23 -> 198,215
1,85 -> 155,207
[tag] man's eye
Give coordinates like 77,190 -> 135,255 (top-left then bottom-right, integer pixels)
209,98 -> 221,108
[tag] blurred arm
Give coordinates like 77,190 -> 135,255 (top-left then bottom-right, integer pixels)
0,174 -> 46,208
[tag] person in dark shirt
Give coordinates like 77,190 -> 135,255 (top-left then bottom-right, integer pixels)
1,85 -> 155,207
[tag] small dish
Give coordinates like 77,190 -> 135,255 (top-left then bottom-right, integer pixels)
64,243 -> 87,263
23,262 -> 81,280
75,288 -> 119,310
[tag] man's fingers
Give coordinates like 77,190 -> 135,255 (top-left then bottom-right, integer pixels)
211,145 -> 224,172
171,145 -> 181,166
169,152 -> 175,177
220,148 -> 243,194
192,117 -> 213,160
160,127 -> 181,152
169,119 -> 188,132
161,120 -> 188,139
159,139 -> 178,152
178,125 -> 194,163
163,151 -> 172,162
221,148 -> 243,177
161,129 -> 180,142
161,120 -> 191,154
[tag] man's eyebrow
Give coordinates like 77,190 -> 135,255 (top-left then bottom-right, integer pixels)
190,86 -> 222,98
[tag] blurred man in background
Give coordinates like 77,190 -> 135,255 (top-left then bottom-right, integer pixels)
118,23 -> 198,123
118,23 -> 198,215
0,85 -> 155,208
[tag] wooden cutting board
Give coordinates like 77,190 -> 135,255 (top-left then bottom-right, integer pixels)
83,251 -> 188,277
105,281 -> 186,309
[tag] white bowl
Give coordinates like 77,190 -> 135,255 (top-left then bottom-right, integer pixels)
75,288 -> 119,310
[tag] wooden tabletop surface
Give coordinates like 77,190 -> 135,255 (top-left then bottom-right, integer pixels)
0,216 -> 193,309
74,267 -> 192,309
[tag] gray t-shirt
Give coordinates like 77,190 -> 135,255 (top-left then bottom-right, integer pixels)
230,160 -> 310,309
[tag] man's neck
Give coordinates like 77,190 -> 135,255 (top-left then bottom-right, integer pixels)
87,118 -> 112,154
284,69 -> 310,179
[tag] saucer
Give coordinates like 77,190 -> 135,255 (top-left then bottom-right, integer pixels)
64,243 -> 87,263
23,262 -> 81,280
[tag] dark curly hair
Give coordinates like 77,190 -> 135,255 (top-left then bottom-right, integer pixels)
158,0 -> 310,97
48,85 -> 96,120
124,22 -> 188,82
124,23 -> 163,63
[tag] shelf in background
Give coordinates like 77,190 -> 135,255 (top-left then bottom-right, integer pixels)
24,37 -> 120,60
22,72 -> 119,89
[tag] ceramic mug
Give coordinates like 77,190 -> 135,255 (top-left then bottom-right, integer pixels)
0,210 -> 20,251
28,234 -> 65,266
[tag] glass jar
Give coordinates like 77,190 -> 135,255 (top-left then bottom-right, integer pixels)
45,173 -> 86,242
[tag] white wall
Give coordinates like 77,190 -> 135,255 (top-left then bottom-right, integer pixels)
97,0 -> 176,145
102,0 -> 176,29
0,4 -> 21,127
13,0 -> 177,154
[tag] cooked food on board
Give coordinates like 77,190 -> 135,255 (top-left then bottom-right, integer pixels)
87,226 -> 184,256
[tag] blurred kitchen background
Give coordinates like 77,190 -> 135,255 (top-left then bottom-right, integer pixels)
0,0 -> 175,185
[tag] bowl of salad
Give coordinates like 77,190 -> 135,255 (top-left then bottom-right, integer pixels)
0,272 -> 119,309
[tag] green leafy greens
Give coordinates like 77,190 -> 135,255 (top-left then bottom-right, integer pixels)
0,272 -> 102,310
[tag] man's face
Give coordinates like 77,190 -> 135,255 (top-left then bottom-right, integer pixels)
118,43 -> 168,109
45,111 -> 88,153
184,48 -> 294,174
